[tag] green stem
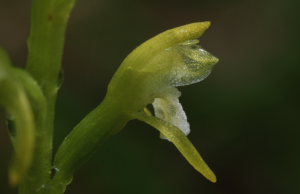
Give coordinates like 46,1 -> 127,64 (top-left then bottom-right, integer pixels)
20,0 -> 76,193
46,96 -> 130,194
26,0 -> 76,88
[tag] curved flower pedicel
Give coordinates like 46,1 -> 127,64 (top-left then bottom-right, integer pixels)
107,22 -> 218,182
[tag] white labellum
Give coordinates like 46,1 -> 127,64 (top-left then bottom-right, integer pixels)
152,88 -> 190,139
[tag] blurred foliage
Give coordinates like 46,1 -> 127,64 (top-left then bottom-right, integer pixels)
1,0 -> 299,193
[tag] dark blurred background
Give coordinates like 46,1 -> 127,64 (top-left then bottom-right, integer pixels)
1,0 -> 300,193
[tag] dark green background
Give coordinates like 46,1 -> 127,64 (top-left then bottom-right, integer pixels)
1,0 -> 299,193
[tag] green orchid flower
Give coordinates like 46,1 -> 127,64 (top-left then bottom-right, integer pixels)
107,21 -> 218,182
53,22 -> 218,188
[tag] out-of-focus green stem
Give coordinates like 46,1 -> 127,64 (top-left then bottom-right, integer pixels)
0,48 -> 36,186
21,0 -> 76,193
13,68 -> 48,193
0,80 -> 35,185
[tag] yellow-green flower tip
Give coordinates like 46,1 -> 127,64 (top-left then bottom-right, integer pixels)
195,164 -> 217,183
170,21 -> 211,43
210,174 -> 217,183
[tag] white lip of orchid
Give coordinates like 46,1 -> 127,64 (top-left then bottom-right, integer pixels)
152,88 -> 190,140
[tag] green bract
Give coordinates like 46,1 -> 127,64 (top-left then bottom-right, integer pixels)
107,22 -> 218,182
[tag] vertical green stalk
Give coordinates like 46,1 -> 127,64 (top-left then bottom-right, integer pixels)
20,0 -> 76,193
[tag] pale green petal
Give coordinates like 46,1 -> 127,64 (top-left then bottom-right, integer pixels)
134,111 -> 216,183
